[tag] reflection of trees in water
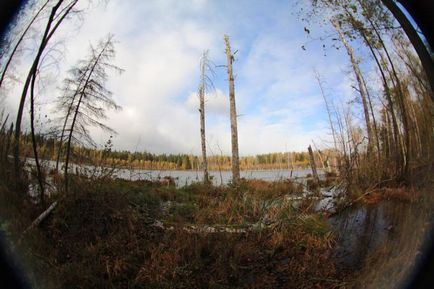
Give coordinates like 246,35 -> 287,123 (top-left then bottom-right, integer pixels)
332,197 -> 432,288
331,203 -> 391,270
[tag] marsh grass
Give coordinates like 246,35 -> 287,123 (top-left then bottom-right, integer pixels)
1,168 -> 431,289
0,175 -> 343,289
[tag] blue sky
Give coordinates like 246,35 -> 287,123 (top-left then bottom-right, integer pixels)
2,0 -> 366,155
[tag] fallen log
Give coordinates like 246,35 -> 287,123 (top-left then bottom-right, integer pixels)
22,201 -> 58,235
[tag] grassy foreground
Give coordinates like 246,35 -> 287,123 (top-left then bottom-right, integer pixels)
0,171 -> 432,289
0,176 -> 341,289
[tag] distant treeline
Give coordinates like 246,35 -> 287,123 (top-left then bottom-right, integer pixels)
17,133 -> 328,171
102,150 -> 314,171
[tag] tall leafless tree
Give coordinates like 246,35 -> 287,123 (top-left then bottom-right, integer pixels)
55,61 -> 92,172
314,70 -> 338,152
197,50 -> 214,184
13,0 -> 78,183
224,34 -> 240,185
58,35 -> 122,192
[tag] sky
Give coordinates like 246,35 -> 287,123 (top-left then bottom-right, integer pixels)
1,0 -> 366,156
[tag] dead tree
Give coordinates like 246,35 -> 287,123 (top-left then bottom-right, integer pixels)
314,70 -> 337,151
308,145 -> 320,185
314,70 -> 340,173
61,35 -> 121,193
22,201 -> 58,235
55,63 -> 91,172
198,51 -> 213,184
224,35 -> 240,185
312,140 -> 329,172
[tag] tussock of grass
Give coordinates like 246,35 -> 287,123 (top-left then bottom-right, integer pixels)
135,225 -> 337,289
1,176 -> 341,289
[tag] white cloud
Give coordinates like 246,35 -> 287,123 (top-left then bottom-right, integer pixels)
1,0 -> 356,155
186,89 -> 229,115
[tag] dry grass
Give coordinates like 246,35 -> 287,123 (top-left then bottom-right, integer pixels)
134,225 -> 338,289
2,169 -> 431,289
362,187 -> 419,205
0,176 -> 342,289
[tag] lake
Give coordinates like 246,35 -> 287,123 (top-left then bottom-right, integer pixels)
113,168 -> 320,186
24,157 -> 321,187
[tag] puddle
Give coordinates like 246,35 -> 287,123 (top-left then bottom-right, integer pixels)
328,201 -> 400,271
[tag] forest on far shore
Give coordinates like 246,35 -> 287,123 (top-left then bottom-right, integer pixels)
16,133 -> 323,171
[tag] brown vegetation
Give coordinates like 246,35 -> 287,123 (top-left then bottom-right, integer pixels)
0,176 -> 341,289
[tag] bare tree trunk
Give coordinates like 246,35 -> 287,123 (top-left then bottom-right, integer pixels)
364,11 -> 411,176
382,108 -> 391,160
224,35 -> 240,185
314,70 -> 341,173
312,140 -> 326,171
30,64 -> 44,202
64,96 -> 83,193
55,74 -> 87,172
198,52 -> 209,184
314,70 -> 338,151
308,145 -> 320,185
333,20 -> 374,155
408,100 -> 422,158
14,0 -> 77,182
335,105 -> 350,177
3,123 -> 13,164
0,113 -> 9,138
216,142 -> 224,185
13,3 -> 58,181
0,114 -> 9,162
55,115 -> 68,172
359,29 -> 402,171
378,49 -> 405,173
361,73 -> 381,162
0,0 -> 50,88
22,201 -> 58,235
